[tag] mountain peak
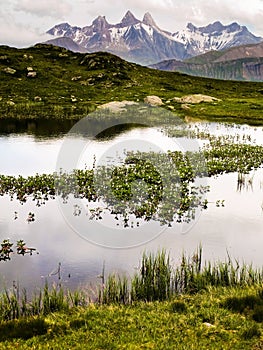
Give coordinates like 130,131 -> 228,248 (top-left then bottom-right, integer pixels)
187,21 -> 242,34
203,21 -> 224,33
46,22 -> 72,35
228,22 -> 242,32
92,15 -> 108,24
46,14 -> 263,66
92,15 -> 109,31
186,23 -> 197,31
121,10 -> 139,26
142,12 -> 157,27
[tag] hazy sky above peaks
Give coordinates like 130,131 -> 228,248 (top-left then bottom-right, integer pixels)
1,0 -> 263,47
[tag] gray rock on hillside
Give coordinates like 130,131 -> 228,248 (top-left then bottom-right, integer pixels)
173,94 -> 221,104
3,67 -> 16,74
144,95 -> 163,106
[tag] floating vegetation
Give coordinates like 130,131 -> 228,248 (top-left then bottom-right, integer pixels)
1,136 -> 263,225
26,212 -> 35,223
164,123 -> 257,145
93,151 -> 208,225
202,139 -> 263,176
0,173 -> 56,205
0,239 -> 37,261
0,239 -> 13,261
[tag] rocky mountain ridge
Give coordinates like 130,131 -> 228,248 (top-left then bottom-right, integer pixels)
46,11 -> 263,65
150,41 -> 263,81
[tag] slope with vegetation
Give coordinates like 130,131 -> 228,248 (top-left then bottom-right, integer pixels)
150,42 -> 263,82
1,44 -> 263,125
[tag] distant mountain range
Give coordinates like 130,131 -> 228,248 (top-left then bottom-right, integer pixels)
150,42 -> 263,81
46,11 -> 263,66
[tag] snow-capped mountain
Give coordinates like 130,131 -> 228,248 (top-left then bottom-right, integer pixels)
46,11 -> 263,65
172,21 -> 262,56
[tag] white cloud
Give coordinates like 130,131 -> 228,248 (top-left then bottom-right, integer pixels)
0,0 -> 263,47
184,0 -> 263,36
0,3 -> 54,47
15,0 -> 72,19
0,22 -> 52,47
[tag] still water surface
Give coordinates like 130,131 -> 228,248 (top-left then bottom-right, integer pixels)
0,121 -> 263,293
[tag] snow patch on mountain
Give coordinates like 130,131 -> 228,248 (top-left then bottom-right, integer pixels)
172,21 -> 260,55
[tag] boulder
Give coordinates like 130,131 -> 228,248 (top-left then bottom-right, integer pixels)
98,100 -> 138,113
144,95 -> 163,106
71,76 -> 82,81
27,71 -> 37,78
3,67 -> 16,74
173,97 -> 182,103
173,94 -> 221,104
181,104 -> 191,110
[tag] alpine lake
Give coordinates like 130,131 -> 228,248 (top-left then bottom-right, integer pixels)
1,104 -> 263,296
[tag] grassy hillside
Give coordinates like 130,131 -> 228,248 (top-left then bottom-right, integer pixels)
1,285 -> 263,349
151,42 -> 263,84
1,44 -> 263,124
186,42 -> 263,64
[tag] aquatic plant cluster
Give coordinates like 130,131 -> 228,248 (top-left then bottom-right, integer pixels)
0,173 -> 56,205
101,248 -> 263,304
1,248 -> 263,321
165,124 -> 256,144
93,151 -> 208,225
165,124 -> 263,175
203,140 -> 263,175
0,239 -> 36,261
1,139 -> 263,225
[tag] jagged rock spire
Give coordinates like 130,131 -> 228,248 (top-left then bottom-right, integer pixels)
121,10 -> 139,26
92,15 -> 109,31
142,12 -> 157,27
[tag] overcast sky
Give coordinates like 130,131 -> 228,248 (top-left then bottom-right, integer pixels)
1,0 -> 263,47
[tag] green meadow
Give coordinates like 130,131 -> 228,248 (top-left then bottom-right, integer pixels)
1,44 -> 263,125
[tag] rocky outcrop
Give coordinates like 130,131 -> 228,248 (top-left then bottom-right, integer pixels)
26,67 -> 37,78
98,100 -> 138,113
173,94 -> 221,104
119,10 -> 140,27
242,61 -> 263,80
3,67 -> 16,74
144,96 -> 163,106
